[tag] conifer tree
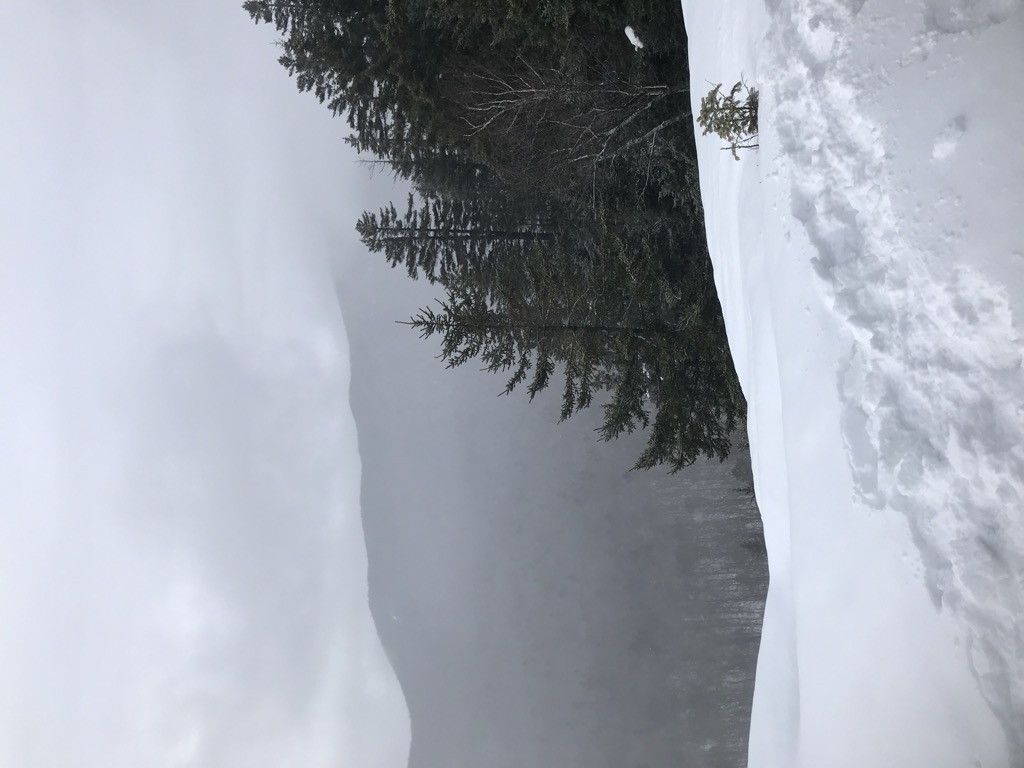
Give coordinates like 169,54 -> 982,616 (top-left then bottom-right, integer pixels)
357,192 -> 557,287
246,0 -> 745,470
403,226 -> 741,471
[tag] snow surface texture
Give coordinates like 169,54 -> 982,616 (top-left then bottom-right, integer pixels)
682,0 -> 1024,765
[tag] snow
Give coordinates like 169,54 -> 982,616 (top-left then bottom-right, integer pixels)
625,25 -> 645,50
680,0 -> 1024,766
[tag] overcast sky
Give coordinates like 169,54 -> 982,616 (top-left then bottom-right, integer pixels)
0,2 -> 409,765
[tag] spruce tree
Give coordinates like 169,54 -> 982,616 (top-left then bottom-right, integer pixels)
246,0 -> 745,471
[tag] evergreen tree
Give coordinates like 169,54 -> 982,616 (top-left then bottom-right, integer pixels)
357,192 -> 557,286
403,227 -> 741,471
243,0 -> 442,157
245,0 -> 745,470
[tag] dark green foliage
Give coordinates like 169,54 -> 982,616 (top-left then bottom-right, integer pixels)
245,0 -> 746,471
698,81 -> 760,160
356,188 -> 556,287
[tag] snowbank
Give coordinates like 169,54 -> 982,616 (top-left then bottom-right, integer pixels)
680,0 -> 1024,766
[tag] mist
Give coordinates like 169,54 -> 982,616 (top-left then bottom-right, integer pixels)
1,2 -> 407,765
337,254 -> 766,768
1,1 -> 766,766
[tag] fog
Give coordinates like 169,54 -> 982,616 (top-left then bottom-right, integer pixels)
1,3 -> 406,765
338,255 -> 767,767
2,1 -> 766,765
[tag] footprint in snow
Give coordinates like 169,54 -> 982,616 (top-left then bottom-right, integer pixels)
926,0 -> 1018,32
931,115 -> 966,161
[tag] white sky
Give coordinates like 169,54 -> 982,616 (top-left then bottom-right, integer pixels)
0,1 -> 409,766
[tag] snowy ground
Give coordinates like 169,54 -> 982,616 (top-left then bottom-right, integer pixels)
679,0 -> 1024,766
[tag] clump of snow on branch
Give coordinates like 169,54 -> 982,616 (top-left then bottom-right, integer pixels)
624,26 -> 643,50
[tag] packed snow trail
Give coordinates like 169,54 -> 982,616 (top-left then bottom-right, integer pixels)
681,0 -> 1024,766
773,0 -> 1024,753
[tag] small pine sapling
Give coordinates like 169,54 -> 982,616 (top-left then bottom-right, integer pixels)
697,81 -> 759,160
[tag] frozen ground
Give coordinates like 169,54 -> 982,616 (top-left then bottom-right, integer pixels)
680,0 -> 1024,765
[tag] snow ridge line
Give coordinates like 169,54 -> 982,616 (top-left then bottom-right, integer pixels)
765,0 -> 1024,757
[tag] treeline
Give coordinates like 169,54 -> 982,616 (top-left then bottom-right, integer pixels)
244,0 -> 745,471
